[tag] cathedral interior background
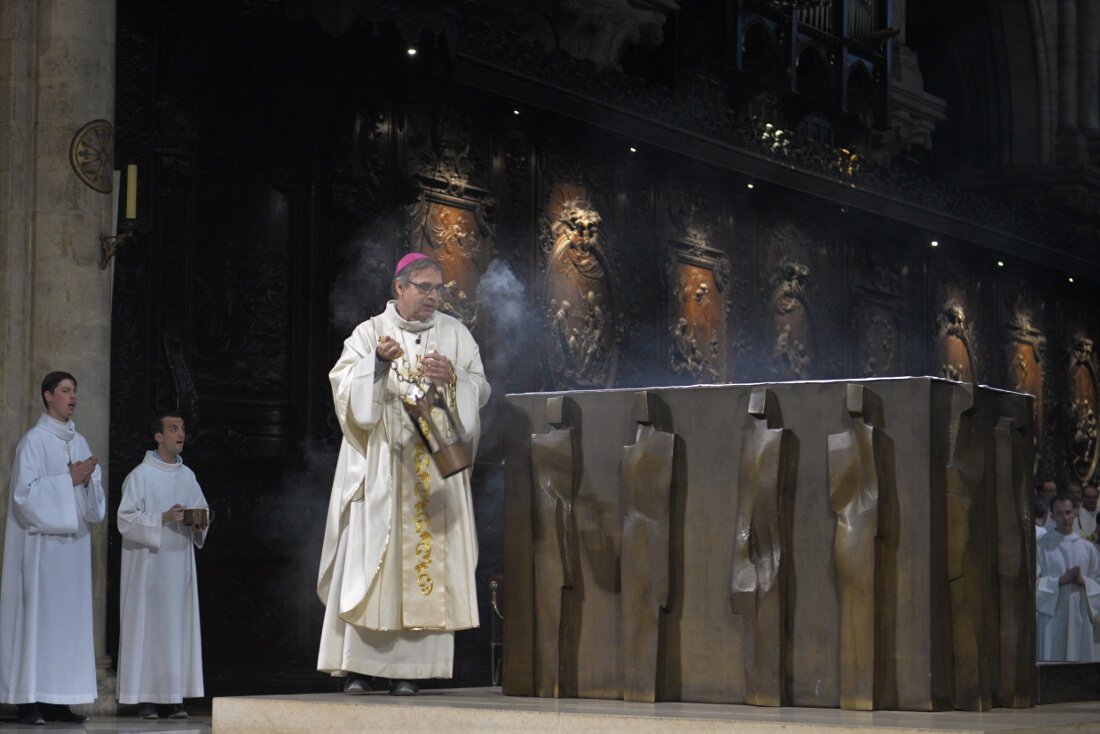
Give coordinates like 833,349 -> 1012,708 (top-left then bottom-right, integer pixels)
4,0 -> 1096,699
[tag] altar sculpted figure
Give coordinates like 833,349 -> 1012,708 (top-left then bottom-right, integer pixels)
993,409 -> 1036,707
944,383 -> 991,711
828,385 -> 895,711
621,391 -> 675,703
729,387 -> 794,706
529,396 -> 579,697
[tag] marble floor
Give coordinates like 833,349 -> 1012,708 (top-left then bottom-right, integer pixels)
0,714 -> 211,732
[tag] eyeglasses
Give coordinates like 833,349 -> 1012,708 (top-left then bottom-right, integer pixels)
407,280 -> 448,296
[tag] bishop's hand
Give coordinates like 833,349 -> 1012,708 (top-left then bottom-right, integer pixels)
376,335 -> 404,363
421,351 -> 455,385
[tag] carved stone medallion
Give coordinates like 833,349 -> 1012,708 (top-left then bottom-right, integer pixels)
69,119 -> 114,193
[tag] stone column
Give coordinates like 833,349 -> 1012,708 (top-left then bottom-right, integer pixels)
0,1 -> 37,505
1077,0 -> 1100,154
883,0 -> 946,159
1055,0 -> 1086,162
0,0 -> 117,713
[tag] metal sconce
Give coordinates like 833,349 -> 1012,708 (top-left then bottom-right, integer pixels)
99,164 -> 137,270
99,228 -> 135,270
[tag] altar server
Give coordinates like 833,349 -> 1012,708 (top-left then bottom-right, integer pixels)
1036,495 -> 1100,661
317,253 -> 490,696
0,372 -> 105,725
117,412 -> 209,719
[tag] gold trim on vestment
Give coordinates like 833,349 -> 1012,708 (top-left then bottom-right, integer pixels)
413,442 -> 435,595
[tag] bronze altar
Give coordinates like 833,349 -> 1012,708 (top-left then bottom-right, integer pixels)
503,377 -> 1036,712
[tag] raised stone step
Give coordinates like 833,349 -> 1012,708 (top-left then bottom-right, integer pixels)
212,688 -> 1100,733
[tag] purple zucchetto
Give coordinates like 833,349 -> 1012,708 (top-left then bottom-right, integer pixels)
395,252 -> 430,278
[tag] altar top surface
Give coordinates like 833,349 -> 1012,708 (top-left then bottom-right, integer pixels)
506,375 -> 1027,399
213,688 -> 1100,733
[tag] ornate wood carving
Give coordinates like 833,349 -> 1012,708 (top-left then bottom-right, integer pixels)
1004,298 -> 1046,469
935,298 -> 978,383
408,190 -> 495,326
767,256 -> 815,380
762,221 -> 816,380
665,241 -> 729,382
541,183 -> 618,388
405,107 -> 496,327
1068,334 -> 1100,483
853,260 -> 902,377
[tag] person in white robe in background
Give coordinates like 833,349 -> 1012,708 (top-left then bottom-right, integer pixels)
1035,494 -> 1049,541
1036,495 -> 1100,661
317,253 -> 490,696
0,372 -> 105,725
117,413 -> 209,719
1076,482 -> 1098,542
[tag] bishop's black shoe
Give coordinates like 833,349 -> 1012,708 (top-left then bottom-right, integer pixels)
137,702 -> 158,719
389,679 -> 420,696
16,703 -> 44,725
344,676 -> 373,695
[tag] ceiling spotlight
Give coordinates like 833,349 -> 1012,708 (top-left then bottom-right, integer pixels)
513,109 -> 520,115
629,146 -> 637,153
407,47 -> 417,56
996,260 -> 1004,267
1069,277 -> 1075,283
930,240 -> 939,247
746,183 -> 755,190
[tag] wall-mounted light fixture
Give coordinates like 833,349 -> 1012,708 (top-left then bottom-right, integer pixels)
100,164 -> 137,269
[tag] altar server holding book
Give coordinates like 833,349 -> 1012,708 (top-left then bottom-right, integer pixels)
117,412 -> 209,719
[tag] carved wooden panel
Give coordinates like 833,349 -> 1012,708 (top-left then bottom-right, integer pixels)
409,191 -> 495,326
762,222 -> 816,380
1004,294 -> 1046,470
666,241 -> 729,382
768,257 -> 815,379
852,257 -> 903,377
541,183 -> 618,388
1068,334 -> 1100,482
934,297 -> 978,383
405,105 -> 496,327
